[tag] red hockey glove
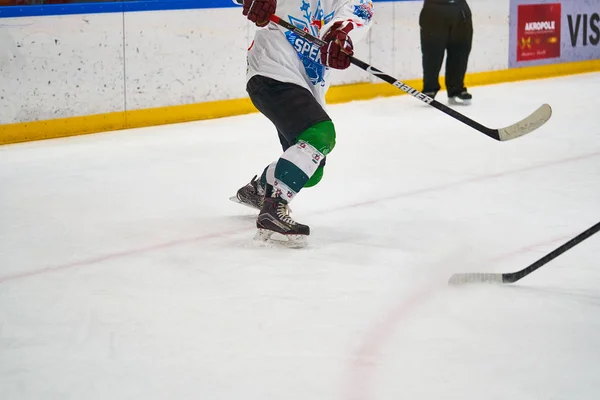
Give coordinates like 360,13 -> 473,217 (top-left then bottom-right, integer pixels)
243,0 -> 276,27
320,21 -> 355,70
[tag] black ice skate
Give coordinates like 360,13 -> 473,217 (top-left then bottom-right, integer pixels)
254,197 -> 309,248
230,175 -> 265,211
448,89 -> 472,106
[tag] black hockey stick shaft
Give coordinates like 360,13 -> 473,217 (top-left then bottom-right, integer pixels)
268,15 -> 502,140
449,220 -> 600,285
502,221 -> 600,283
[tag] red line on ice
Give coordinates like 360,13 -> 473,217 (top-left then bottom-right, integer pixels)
1,151 -> 598,284
0,230 -> 238,284
341,235 -> 569,400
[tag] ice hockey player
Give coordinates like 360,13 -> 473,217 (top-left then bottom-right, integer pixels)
232,0 -> 374,247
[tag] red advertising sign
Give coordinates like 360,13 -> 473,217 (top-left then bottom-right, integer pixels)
517,3 -> 561,61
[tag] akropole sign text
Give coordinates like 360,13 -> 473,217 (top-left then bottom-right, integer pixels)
509,0 -> 600,67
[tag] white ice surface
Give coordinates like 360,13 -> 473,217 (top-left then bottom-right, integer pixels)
1,73 -> 599,400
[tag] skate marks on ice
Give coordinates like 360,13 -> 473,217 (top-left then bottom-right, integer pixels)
0,214 -> 257,284
251,229 -> 307,249
504,285 -> 600,307
223,213 -> 257,223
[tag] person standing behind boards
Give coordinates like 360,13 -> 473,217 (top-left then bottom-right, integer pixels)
420,0 -> 473,105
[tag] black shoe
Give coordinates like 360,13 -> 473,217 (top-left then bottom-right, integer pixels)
448,89 -> 472,105
423,91 -> 437,99
233,175 -> 264,210
254,197 -> 309,248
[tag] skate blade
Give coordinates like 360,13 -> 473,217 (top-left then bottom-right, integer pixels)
229,196 -> 261,211
448,98 -> 472,106
252,229 -> 308,249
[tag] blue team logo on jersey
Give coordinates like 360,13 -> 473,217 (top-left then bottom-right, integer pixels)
353,1 -> 374,23
285,0 -> 334,87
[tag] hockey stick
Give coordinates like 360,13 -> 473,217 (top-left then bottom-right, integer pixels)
448,221 -> 600,285
256,13 -> 552,141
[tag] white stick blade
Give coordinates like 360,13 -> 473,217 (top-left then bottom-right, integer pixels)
448,273 -> 504,285
498,104 -> 552,141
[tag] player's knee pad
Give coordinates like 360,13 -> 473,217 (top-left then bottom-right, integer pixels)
297,120 -> 336,155
304,165 -> 324,188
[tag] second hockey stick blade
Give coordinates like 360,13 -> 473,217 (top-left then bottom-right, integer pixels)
267,15 -> 552,142
449,221 -> 600,285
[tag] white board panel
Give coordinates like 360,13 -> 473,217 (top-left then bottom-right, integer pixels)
124,8 -> 249,110
0,13 -> 125,124
0,1 -> 521,124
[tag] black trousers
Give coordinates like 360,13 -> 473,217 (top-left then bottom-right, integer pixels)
419,1 -> 473,96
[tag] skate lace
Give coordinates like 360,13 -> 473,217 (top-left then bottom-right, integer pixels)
251,175 -> 266,197
276,203 -> 296,226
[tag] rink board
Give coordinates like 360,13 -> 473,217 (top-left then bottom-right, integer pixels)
1,0 -> 599,144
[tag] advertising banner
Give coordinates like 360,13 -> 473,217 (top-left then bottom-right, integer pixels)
509,0 -> 600,68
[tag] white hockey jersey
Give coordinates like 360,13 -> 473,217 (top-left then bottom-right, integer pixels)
244,0 -> 374,107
